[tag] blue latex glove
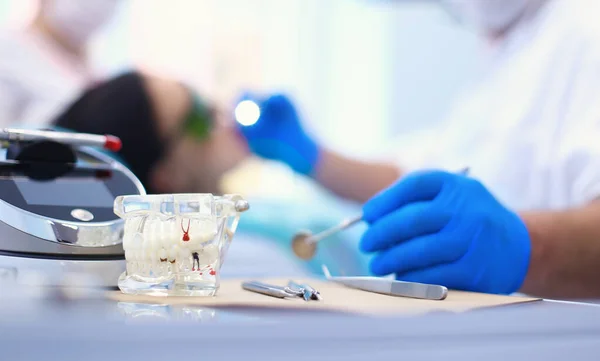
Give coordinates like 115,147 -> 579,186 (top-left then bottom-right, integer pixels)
360,170 -> 531,294
235,93 -> 319,175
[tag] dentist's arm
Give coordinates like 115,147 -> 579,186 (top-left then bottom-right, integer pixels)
358,170 -> 600,299
236,93 -> 401,202
314,149 -> 401,203
519,202 -> 600,299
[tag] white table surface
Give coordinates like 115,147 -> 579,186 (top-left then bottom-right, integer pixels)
1,294 -> 600,361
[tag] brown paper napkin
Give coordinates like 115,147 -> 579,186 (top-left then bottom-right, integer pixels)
108,278 -> 541,316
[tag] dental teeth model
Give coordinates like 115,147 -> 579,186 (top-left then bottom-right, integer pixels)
114,194 -> 249,297
122,217 -> 219,278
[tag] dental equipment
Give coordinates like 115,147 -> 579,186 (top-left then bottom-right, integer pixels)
322,265 -> 447,300
291,167 -> 470,260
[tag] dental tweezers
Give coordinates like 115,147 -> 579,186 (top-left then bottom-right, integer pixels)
322,265 -> 447,301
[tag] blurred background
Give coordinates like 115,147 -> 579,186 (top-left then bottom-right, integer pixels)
0,0 -> 482,161
0,0 -> 485,276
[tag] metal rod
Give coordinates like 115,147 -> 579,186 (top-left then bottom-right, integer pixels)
0,128 -> 122,152
305,214 -> 363,244
241,281 -> 298,299
298,167 -> 470,248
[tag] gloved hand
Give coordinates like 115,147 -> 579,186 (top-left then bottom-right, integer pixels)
359,170 -> 531,294
234,93 -> 319,175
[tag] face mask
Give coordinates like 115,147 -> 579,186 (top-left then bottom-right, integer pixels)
440,0 -> 531,33
44,0 -> 120,47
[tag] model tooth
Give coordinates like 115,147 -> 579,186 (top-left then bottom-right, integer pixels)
168,245 -> 179,262
120,209 -> 236,284
159,261 -> 168,274
198,244 -> 218,264
144,245 -> 153,261
132,232 -> 143,250
142,219 -> 152,239
122,231 -> 132,249
179,247 -> 191,261
150,249 -> 158,264
145,220 -> 158,250
159,221 -> 170,248
141,237 -> 150,256
170,220 -> 178,239
124,218 -> 137,236
156,221 -> 164,246
158,248 -> 167,262
151,234 -> 161,251
192,219 -> 217,243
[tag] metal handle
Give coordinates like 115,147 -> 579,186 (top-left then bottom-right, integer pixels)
242,281 -> 297,299
306,214 -> 363,244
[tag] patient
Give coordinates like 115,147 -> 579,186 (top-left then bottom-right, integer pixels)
0,0 -> 248,194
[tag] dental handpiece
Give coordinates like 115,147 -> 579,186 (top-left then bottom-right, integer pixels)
0,128 -> 122,152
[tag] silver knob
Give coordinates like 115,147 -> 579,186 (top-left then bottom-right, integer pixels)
71,209 -> 94,222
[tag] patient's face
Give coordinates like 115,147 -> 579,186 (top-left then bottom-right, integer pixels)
150,121 -> 251,194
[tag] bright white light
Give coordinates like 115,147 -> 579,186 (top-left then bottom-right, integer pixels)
234,100 -> 261,126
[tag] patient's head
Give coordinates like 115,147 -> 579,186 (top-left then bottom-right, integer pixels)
35,0 -> 120,50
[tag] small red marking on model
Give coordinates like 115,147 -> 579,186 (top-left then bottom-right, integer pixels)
209,269 -> 216,276
181,219 -> 190,241
199,272 -> 203,275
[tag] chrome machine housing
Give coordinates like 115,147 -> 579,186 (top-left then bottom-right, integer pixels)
0,146 -> 145,287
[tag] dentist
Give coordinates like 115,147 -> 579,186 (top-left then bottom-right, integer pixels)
236,0 -> 600,299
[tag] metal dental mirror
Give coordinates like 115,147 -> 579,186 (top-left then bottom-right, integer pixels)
292,214 -> 362,260
292,167 -> 470,260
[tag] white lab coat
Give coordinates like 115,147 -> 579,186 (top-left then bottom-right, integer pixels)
0,29 -> 92,127
395,0 -> 600,211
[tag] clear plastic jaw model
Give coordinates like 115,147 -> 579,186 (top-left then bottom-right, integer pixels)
114,194 -> 249,297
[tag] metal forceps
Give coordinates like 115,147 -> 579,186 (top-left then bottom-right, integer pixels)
286,281 -> 322,301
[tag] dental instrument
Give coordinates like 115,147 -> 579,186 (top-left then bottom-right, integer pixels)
0,129 -> 144,288
322,265 -> 447,300
0,128 -> 122,152
291,167 -> 470,260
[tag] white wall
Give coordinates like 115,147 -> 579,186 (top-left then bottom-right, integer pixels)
386,2 -> 483,136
